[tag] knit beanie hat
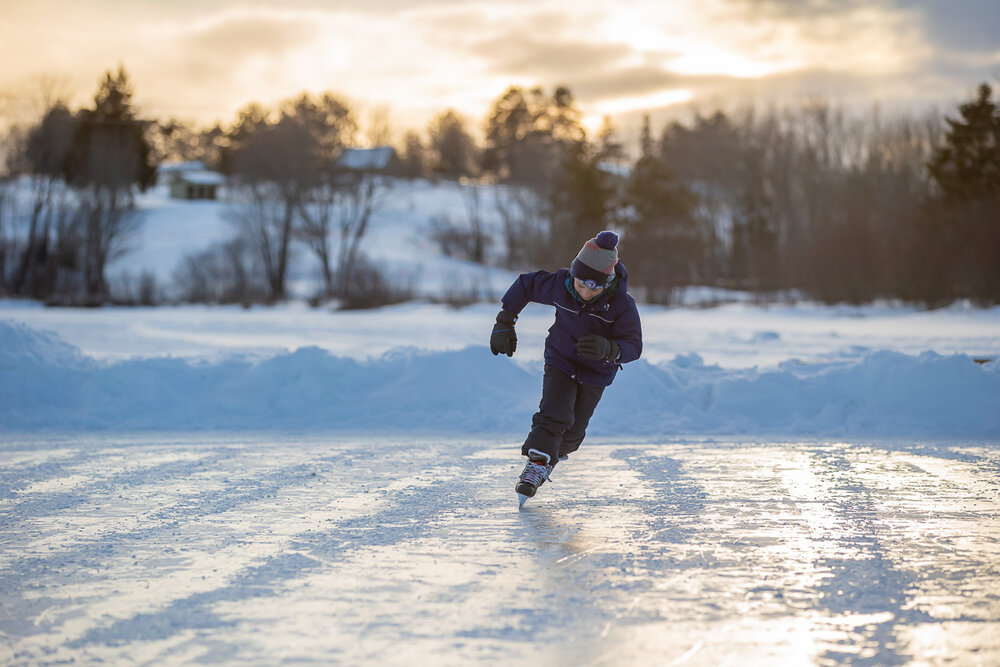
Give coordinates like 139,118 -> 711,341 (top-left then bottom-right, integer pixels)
570,230 -> 619,286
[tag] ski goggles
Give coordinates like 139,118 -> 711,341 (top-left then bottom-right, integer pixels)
575,276 -> 610,290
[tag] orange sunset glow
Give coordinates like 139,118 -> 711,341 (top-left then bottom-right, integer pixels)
1,0 -> 997,134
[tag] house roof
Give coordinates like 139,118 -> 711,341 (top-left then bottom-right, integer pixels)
597,160 -> 632,179
336,146 -> 396,171
159,160 -> 208,173
159,161 -> 226,186
178,170 -> 226,186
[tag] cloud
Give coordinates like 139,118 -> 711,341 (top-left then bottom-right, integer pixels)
720,0 -> 875,19
470,35 -> 634,79
427,0 -> 955,116
727,0 -> 1000,53
724,0 -> 1000,68
2,0 -> 994,135
571,66 -> 706,101
897,0 -> 1000,54
211,0 -> 504,14
181,12 -> 321,65
438,7 -> 691,106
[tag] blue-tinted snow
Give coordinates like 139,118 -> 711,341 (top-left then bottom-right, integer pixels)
2,320 -> 997,437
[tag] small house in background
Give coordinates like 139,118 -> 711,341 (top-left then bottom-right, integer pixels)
158,161 -> 226,200
335,147 -> 399,173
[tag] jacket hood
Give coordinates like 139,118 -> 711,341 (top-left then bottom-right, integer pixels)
613,260 -> 630,294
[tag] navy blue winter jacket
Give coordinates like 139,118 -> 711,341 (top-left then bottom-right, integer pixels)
501,261 -> 642,387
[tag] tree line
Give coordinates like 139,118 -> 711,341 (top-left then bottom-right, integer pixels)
415,82 -> 998,306
1,66 -> 997,307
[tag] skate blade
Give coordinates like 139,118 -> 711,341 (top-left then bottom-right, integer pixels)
518,493 -> 529,509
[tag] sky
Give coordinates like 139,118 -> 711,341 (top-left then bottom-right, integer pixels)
0,0 -> 998,141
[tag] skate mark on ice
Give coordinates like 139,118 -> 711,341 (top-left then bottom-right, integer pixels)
808,448 -> 925,666
55,451 -> 510,659
610,448 -> 707,546
0,447 -> 93,498
0,454 -> 223,526
0,452 -> 320,566
68,551 -> 322,653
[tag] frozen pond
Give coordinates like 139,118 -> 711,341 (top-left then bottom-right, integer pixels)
2,434 -> 999,665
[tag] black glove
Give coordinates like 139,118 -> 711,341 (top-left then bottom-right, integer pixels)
490,310 -> 518,357
577,334 -> 619,362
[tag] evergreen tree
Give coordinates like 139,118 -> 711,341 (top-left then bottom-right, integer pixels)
482,86 -> 536,179
62,66 -> 156,302
928,83 -> 1000,200
730,177 -> 779,291
639,114 -> 654,159
398,131 -> 427,179
623,145 -> 699,302
482,85 -> 584,187
427,110 -> 477,178
596,115 -> 625,162
925,83 -> 1000,303
64,66 -> 155,192
547,86 -> 586,144
547,139 -> 613,263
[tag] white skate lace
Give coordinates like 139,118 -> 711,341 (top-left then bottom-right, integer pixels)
520,461 -> 552,487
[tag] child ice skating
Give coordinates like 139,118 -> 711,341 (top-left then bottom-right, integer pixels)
490,230 -> 643,506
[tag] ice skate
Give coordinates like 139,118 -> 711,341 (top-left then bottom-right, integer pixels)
516,455 -> 553,508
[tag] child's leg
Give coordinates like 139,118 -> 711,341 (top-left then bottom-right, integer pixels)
521,365 -> 578,464
558,383 -> 605,460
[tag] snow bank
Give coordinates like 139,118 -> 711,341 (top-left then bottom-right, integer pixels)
2,321 -> 998,437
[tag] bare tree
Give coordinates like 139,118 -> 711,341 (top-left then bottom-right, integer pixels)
149,117 -> 224,165
226,92 -> 355,301
427,178 -> 492,265
227,179 -> 297,303
493,184 -> 550,269
655,99 -> 951,303
363,105 -> 393,147
297,180 -> 339,295
173,237 -> 266,304
334,169 -> 389,296
0,177 -> 15,294
297,151 -> 393,300
9,104 -> 77,297
460,178 -> 489,264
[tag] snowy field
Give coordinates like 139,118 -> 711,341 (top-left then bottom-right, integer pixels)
3,179 -> 1000,664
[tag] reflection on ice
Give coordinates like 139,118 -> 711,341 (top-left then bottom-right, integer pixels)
0,435 -> 998,665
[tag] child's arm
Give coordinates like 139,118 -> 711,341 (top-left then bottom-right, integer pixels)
610,298 -> 643,364
500,270 -> 560,314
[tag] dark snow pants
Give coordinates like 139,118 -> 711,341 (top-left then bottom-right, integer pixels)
521,364 -> 605,465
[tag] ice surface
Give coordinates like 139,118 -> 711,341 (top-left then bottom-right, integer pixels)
1,434 -> 998,665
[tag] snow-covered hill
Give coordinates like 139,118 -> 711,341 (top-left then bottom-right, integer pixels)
121,179 -> 518,300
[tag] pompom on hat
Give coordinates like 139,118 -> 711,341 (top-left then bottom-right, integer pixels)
571,230 -> 619,286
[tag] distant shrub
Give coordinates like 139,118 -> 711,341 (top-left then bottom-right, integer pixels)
428,214 -> 487,262
337,255 -> 416,310
173,238 -> 269,305
110,270 -> 161,306
434,271 -> 496,308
